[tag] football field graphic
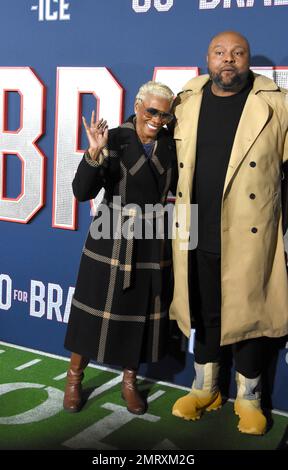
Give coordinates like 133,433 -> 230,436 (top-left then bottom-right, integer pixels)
0,342 -> 287,450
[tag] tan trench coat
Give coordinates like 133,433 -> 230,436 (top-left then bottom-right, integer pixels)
170,73 -> 288,345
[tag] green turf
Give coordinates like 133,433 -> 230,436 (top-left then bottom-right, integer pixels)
0,342 -> 287,450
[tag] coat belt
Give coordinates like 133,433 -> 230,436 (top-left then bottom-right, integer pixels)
108,201 -> 165,290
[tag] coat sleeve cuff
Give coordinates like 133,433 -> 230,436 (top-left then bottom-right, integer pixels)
84,146 -> 109,167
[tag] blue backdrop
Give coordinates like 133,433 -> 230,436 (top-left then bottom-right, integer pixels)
0,0 -> 288,411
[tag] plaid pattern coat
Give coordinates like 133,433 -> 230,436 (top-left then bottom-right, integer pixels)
64,116 -> 177,367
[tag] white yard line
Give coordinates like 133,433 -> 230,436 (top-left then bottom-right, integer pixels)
88,375 -> 122,399
148,390 -> 166,402
53,372 -> 67,381
15,359 -> 42,371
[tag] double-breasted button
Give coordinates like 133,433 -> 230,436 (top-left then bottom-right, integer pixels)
176,222 -> 179,228
179,162 -> 184,168
249,193 -> 256,199
178,192 -> 183,197
250,161 -> 256,168
251,227 -> 258,233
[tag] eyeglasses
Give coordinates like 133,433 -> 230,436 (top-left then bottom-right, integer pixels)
139,100 -> 174,123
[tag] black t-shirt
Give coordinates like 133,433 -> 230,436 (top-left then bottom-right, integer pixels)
193,78 -> 253,253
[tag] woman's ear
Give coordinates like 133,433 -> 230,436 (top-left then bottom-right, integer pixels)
134,100 -> 139,114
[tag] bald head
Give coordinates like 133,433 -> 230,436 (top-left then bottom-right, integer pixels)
207,31 -> 251,96
208,31 -> 250,59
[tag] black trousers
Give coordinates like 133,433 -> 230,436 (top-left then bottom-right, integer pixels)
189,249 -> 266,379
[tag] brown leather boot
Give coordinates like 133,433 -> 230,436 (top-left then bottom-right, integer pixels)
121,368 -> 146,415
63,353 -> 89,413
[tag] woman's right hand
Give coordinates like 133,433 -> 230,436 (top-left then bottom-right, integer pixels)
82,111 -> 108,160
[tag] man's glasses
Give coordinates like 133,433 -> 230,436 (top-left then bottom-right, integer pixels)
139,100 -> 174,123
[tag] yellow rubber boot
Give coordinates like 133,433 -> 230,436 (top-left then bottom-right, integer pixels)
172,362 -> 222,421
234,398 -> 267,435
234,372 -> 267,435
172,389 -> 222,420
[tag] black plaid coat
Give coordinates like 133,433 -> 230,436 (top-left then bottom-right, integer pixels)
64,116 -> 177,367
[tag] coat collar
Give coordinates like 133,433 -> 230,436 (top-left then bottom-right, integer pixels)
118,115 -> 174,177
118,116 -> 146,175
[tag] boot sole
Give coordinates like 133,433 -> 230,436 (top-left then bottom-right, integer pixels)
172,404 -> 221,421
63,406 -> 82,413
126,407 -> 146,415
237,424 -> 266,435
207,404 -> 222,412
63,400 -> 83,413
172,409 -> 201,421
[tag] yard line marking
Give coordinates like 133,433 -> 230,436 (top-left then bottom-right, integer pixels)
148,390 -> 165,402
88,375 -> 122,399
53,372 -> 67,381
64,403 -> 159,450
15,359 -> 42,370
153,439 -> 179,450
0,350 -> 5,354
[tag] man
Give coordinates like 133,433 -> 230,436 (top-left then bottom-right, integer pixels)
170,31 -> 288,435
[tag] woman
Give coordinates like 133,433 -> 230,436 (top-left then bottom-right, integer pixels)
63,81 -> 177,415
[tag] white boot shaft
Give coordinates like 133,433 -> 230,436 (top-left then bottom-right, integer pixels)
235,371 -> 261,400
192,361 -> 220,394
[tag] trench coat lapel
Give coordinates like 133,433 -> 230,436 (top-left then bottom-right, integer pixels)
174,91 -> 203,168
223,93 -> 271,195
119,119 -> 171,179
120,122 -> 174,195
119,121 -> 147,176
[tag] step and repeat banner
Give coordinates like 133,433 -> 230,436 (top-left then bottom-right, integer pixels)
0,0 -> 288,410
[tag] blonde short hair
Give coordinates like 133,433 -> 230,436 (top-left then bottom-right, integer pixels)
135,81 -> 174,107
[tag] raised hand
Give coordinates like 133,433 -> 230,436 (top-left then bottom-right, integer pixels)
82,111 -> 108,160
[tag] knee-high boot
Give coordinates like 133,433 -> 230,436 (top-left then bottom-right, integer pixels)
63,352 -> 89,413
234,371 -> 267,435
172,361 -> 222,420
121,368 -> 146,415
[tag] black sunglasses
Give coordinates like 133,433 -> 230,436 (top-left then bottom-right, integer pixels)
140,100 -> 174,123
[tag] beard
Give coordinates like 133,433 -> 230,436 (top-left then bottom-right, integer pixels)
208,67 -> 249,92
